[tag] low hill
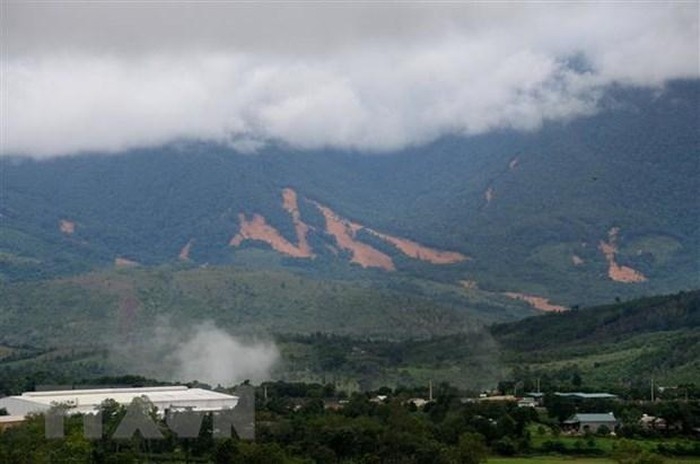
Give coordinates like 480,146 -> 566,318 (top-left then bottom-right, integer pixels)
492,290 -> 700,351
274,290 -> 700,390
491,290 -> 700,389
0,263 -> 529,350
1,285 -> 697,393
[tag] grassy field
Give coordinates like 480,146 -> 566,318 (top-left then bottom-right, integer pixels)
488,459 -> 615,464
488,458 -> 700,464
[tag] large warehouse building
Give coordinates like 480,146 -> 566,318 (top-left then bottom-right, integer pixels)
0,385 -> 239,417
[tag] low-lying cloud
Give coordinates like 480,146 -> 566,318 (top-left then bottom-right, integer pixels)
112,320 -> 279,387
2,3 -> 698,157
174,322 -> 279,387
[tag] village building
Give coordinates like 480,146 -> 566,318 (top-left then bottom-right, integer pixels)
0,386 -> 239,418
563,412 -> 618,434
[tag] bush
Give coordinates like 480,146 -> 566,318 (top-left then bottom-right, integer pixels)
541,440 -> 567,454
636,451 -> 665,464
492,437 -> 517,456
613,439 -> 666,464
450,433 -> 488,464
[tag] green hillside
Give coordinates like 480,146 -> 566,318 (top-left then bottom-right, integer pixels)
492,290 -> 700,390
0,263 -> 528,349
2,81 -> 698,308
1,279 -> 697,393
271,291 -> 700,391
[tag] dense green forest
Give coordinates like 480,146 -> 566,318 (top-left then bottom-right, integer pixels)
2,81 -> 698,307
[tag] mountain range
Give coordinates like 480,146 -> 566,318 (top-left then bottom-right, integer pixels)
1,79 -> 698,317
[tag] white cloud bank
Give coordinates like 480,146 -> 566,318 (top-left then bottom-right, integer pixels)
1,2 -> 698,157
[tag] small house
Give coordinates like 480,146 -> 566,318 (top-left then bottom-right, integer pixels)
405,398 -> 428,409
563,412 -> 618,433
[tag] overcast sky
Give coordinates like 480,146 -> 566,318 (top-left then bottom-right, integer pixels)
1,1 -> 698,157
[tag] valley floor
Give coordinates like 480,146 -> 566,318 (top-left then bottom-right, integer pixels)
488,458 -> 700,464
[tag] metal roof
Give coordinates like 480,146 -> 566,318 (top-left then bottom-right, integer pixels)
0,415 -> 26,423
555,392 -> 617,399
570,413 -> 618,422
0,386 -> 238,416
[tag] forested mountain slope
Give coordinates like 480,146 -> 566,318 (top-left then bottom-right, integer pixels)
1,80 -> 698,307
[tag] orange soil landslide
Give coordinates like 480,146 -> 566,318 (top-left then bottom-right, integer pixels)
314,203 -> 395,270
311,196 -> 466,268
504,292 -> 567,312
572,255 -> 584,266
281,188 -> 313,257
230,213 -> 313,258
369,230 -> 469,264
598,227 -> 647,283
59,219 -> 75,235
607,262 -> 647,283
178,240 -> 193,261
231,188 -> 466,269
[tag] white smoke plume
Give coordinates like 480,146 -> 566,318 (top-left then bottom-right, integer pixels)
173,322 -> 279,387
112,319 -> 279,387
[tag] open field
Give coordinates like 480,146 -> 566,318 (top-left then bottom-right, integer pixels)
488,458 -> 700,464
489,459 -> 616,464
529,434 -> 700,453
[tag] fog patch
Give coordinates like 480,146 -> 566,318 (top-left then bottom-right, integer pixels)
174,322 -> 279,386
111,318 -> 279,387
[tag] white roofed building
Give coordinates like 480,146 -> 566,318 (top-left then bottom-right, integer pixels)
0,386 -> 238,417
562,412 -> 618,433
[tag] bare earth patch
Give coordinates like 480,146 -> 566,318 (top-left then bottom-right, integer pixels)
369,230 -> 469,264
230,188 -> 467,270
504,292 -> 567,312
313,202 -> 395,270
460,280 -> 479,290
572,255 -> 584,266
178,240 -> 193,261
282,188 -> 314,257
59,219 -> 75,235
598,227 -> 647,283
509,157 -> 519,170
230,213 -> 313,258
